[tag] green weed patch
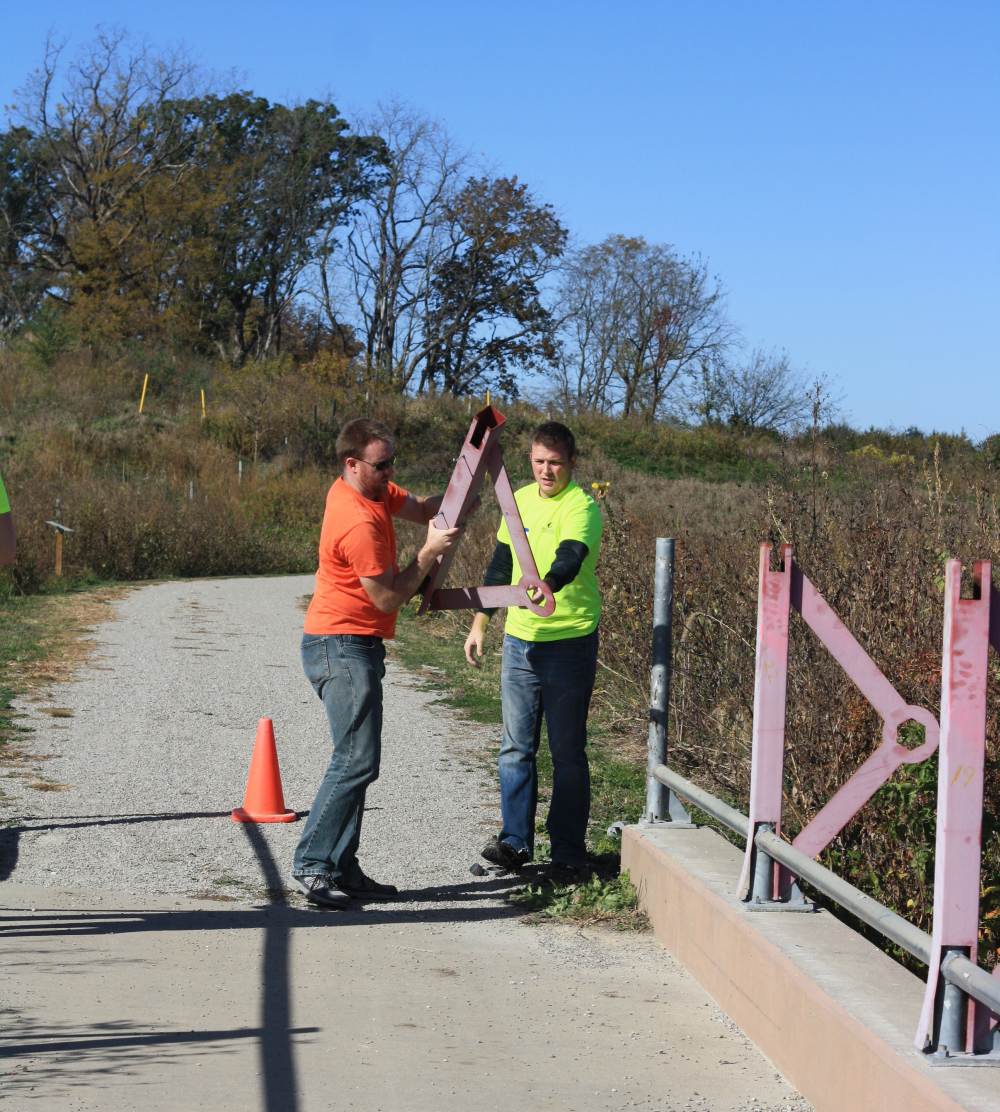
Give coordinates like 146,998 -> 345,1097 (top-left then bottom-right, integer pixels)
511,870 -> 649,930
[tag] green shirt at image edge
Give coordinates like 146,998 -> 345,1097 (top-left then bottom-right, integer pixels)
498,479 -> 602,642
0,472 -> 9,514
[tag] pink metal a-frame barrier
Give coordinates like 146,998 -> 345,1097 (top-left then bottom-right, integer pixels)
740,544 -> 1000,1060
418,404 -> 555,616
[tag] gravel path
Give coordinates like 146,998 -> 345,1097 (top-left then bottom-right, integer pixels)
2,575 -> 503,903
0,576 -> 810,1112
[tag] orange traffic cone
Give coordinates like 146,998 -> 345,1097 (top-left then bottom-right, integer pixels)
232,718 -> 297,823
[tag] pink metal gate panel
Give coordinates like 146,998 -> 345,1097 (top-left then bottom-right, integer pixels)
916,560 -> 994,1054
738,542 -> 792,900
741,543 -> 942,900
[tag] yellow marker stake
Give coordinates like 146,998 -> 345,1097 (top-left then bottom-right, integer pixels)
138,373 -> 149,414
200,388 -> 206,420
486,389 -> 491,407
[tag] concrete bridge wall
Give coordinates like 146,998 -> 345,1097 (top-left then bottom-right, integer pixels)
623,824 -> 1000,1112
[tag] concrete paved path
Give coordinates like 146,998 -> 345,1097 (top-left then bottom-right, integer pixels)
0,576 -> 809,1111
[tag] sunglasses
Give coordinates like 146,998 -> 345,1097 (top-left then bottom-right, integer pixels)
354,454 -> 396,472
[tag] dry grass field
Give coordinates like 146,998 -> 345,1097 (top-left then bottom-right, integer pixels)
3,347 -> 1000,963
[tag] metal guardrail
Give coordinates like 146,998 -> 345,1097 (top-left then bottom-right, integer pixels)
942,953 -> 1000,1018
643,536 -> 1000,1064
754,828 -> 932,964
652,764 -> 748,839
652,764 -> 931,963
653,761 -> 1000,1057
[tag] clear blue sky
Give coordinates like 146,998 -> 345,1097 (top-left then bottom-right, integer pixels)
3,1 -> 997,435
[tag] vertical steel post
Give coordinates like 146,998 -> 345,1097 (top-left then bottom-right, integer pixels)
649,542 -> 680,822
751,824 -> 776,903
937,948 -> 969,1055
645,539 -> 687,822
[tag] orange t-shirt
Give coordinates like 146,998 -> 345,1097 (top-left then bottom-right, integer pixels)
303,478 -> 409,638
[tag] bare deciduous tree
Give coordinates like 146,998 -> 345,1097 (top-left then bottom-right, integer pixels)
318,104 -> 466,389
553,235 -> 735,419
691,348 -> 811,432
320,110 -> 565,397
15,30 -> 198,287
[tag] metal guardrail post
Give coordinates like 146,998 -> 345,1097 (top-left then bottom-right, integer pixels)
644,538 -> 689,824
937,947 -> 970,1057
749,823 -> 775,904
941,953 -> 1000,1039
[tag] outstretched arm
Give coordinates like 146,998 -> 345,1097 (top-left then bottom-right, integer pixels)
360,519 -> 460,614
464,541 -> 513,666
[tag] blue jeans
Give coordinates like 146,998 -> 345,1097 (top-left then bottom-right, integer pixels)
498,629 -> 598,867
292,634 -> 385,884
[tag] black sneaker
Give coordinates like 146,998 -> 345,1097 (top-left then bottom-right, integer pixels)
545,861 -> 592,885
291,874 -> 353,909
341,873 -> 399,899
480,836 -> 531,872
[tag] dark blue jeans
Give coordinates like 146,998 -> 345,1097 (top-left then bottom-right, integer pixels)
498,629 -> 599,867
292,634 -> 385,885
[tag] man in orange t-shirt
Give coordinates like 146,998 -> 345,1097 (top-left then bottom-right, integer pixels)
291,418 -> 460,909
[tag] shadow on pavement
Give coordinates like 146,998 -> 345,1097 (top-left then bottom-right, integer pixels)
0,810 -> 237,883
0,1011 -> 320,1102
0,1020 -> 318,1058
0,896 -> 526,938
0,811 -> 531,1109
239,819 -> 301,1112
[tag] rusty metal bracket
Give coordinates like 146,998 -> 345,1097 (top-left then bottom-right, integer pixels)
418,405 -> 555,616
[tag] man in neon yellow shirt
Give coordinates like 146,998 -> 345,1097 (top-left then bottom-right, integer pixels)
465,422 -> 602,880
0,470 -> 15,566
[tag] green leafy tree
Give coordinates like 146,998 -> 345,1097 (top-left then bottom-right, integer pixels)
419,175 -> 566,396
175,92 -> 384,364
0,127 -> 47,334
4,33 -> 383,358
10,31 -> 196,336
